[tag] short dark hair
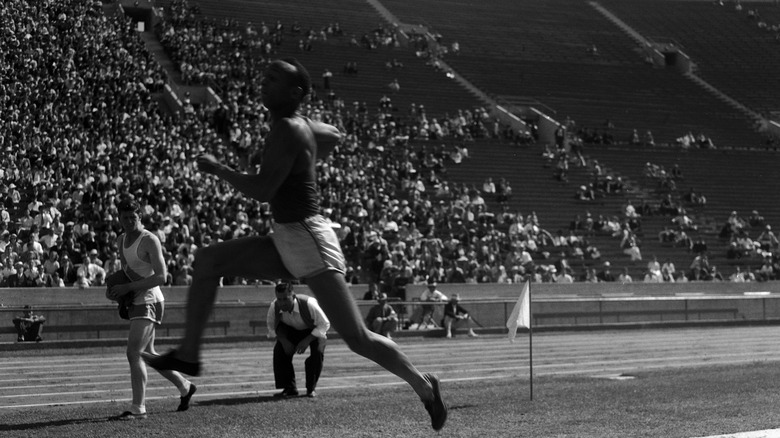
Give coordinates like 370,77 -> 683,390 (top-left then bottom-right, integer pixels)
117,199 -> 140,213
275,282 -> 293,294
281,57 -> 311,98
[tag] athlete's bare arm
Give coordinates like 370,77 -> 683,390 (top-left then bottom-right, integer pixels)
197,117 -> 314,203
138,233 -> 168,288
308,119 -> 343,159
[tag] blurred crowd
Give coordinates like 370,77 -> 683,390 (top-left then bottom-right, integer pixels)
0,0 -> 525,292
1,0 -> 777,292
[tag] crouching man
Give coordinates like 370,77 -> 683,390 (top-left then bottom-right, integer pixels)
267,282 -> 330,398
365,292 -> 398,339
442,294 -> 478,338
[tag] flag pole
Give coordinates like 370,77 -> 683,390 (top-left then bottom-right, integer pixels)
506,280 -> 533,400
528,280 -> 533,401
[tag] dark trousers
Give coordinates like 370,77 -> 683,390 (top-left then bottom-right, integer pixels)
273,324 -> 325,393
13,320 -> 44,341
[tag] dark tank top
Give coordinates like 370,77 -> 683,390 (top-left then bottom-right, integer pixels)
270,170 -> 320,223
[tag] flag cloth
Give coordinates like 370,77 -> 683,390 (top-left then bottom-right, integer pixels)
506,280 -> 531,342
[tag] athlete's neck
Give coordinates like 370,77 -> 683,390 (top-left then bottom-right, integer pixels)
124,227 -> 143,243
269,107 -> 300,123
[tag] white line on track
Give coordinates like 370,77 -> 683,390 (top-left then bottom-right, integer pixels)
3,327 -> 780,411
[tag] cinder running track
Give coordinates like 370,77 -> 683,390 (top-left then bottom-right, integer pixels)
2,325 -> 779,410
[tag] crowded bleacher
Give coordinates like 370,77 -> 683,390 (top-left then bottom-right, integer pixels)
1,0 -> 778,295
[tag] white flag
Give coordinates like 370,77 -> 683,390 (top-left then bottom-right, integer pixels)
506,281 -> 531,342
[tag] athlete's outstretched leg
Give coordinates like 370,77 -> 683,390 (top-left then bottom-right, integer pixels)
144,237 -> 291,375
305,271 -> 447,429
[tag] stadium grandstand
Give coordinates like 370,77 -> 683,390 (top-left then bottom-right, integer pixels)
1,0 -> 779,301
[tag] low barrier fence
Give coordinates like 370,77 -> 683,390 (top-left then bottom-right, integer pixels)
3,293 -> 780,342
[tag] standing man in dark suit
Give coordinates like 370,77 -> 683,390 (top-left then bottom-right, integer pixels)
267,282 -> 330,398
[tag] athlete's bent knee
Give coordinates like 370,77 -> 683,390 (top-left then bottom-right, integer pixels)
339,329 -> 373,352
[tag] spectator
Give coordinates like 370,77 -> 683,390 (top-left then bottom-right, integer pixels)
365,292 -> 398,339
362,231 -> 390,288
576,185 -> 595,201
646,256 -> 662,281
691,238 -> 708,255
20,261 -> 45,287
709,266 -> 724,282
720,211 -> 747,239
742,266 -> 757,282
322,69 -> 333,90
76,255 -> 106,288
624,200 -> 640,219
2,261 -> 21,287
46,271 -> 66,288
659,227 -> 677,243
583,267 -> 599,283
732,230 -> 758,257
554,268 -> 574,283
644,130 -> 655,147
643,269 -> 663,283
362,282 -> 380,301
665,201 -> 687,222
12,305 -> 45,342
58,254 -> 79,286
662,258 -> 676,280
482,178 -> 496,197
87,248 -> 103,270
418,277 -> 447,329
758,257 -> 775,281
730,266 -> 747,282
442,294 -> 478,338
104,251 -> 123,276
748,210 -> 766,228
618,267 -> 633,284
41,251 -> 60,279
597,261 -> 616,282
756,225 -> 779,252
690,254 -> 711,281
683,188 -> 706,207
659,194 -> 680,216
623,233 -> 643,262
388,78 -> 400,93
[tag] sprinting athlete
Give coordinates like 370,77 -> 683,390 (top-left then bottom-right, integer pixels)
144,58 -> 447,430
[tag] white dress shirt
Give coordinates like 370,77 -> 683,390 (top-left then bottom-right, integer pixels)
267,295 -> 331,340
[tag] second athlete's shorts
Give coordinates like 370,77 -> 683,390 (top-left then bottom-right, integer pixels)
271,214 -> 346,279
128,301 -> 164,325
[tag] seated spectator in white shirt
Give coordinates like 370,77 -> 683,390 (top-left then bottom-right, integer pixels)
482,178 -> 495,195
554,268 -> 573,283
643,270 -> 662,283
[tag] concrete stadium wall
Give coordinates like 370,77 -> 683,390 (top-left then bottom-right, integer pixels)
3,281 -> 778,308
2,282 -> 780,342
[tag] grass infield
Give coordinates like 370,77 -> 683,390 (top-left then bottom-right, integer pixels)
3,360 -> 780,437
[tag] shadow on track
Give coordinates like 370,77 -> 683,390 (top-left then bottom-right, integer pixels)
0,416 -> 111,432
196,395 -> 291,407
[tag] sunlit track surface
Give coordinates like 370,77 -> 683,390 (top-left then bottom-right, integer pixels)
3,326 -> 780,409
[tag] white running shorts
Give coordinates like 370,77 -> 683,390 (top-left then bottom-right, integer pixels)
271,215 -> 346,279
